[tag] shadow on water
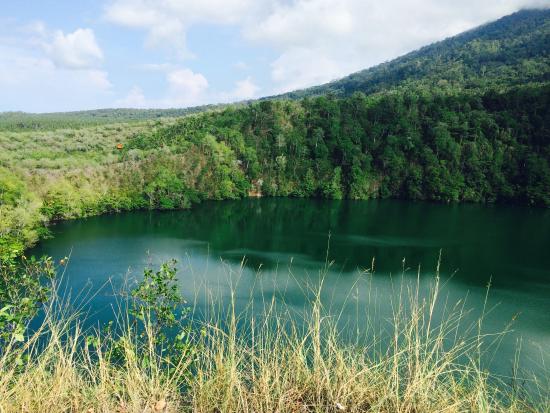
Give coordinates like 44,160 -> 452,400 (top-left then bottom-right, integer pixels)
29,198 -> 550,379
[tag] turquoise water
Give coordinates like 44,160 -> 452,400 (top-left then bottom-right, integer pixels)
30,198 -> 550,379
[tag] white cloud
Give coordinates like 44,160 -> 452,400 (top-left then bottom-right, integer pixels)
0,44 -> 113,112
3,1 -> 547,111
115,67 -> 210,108
46,28 -> 104,69
22,21 -> 48,37
116,86 -> 147,107
220,76 -> 260,101
232,77 -> 259,100
104,0 -> 261,56
166,68 -> 209,105
246,0 -> 355,50
245,0 -> 550,93
0,23 -> 112,112
104,0 -> 550,93
270,47 -> 352,92
87,69 -> 113,90
115,70 -> 260,108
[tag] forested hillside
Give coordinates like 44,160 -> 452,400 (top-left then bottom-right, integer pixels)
124,84 -> 549,206
279,9 -> 550,99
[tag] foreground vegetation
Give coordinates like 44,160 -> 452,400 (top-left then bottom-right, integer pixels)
0,256 -> 548,413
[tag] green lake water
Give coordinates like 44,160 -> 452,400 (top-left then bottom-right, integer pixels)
29,198 -> 550,379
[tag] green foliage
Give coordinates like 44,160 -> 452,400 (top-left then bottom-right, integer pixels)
145,168 -> 195,210
127,260 -> 196,373
131,259 -> 185,333
132,83 -> 546,206
0,255 -> 55,346
322,167 -> 344,199
0,169 -> 44,259
349,165 -> 376,200
0,168 -> 25,206
40,186 -> 73,220
82,260 -> 197,376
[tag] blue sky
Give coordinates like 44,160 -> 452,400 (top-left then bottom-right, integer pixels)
0,0 -> 547,112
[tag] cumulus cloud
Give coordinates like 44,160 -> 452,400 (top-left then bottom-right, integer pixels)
165,68 -> 209,105
114,67 -> 210,108
0,22 -> 112,111
46,28 -> 103,69
270,47 -> 351,93
245,0 -> 550,92
87,69 -> 113,89
104,0 -> 550,93
3,1 -> 547,111
232,77 -> 260,100
116,86 -> 147,107
115,67 -> 260,108
0,44 -> 113,112
104,0 -> 261,56
247,0 -> 355,49
219,76 -> 260,102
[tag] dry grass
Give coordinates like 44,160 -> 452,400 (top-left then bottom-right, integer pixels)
0,266 -> 547,413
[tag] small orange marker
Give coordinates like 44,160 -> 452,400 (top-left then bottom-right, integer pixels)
116,143 -> 124,150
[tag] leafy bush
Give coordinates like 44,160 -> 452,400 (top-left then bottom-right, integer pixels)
0,169 -> 25,206
145,168 -> 197,210
0,255 -> 55,346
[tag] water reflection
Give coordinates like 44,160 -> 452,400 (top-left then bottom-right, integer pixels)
29,198 -> 550,379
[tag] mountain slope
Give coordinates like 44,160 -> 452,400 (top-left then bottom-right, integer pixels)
278,8 -> 550,99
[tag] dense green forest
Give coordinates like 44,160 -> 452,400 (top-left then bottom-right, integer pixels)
124,84 -> 550,206
1,9 -> 549,258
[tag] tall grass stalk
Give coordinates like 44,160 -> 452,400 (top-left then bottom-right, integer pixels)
0,260 -> 547,413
